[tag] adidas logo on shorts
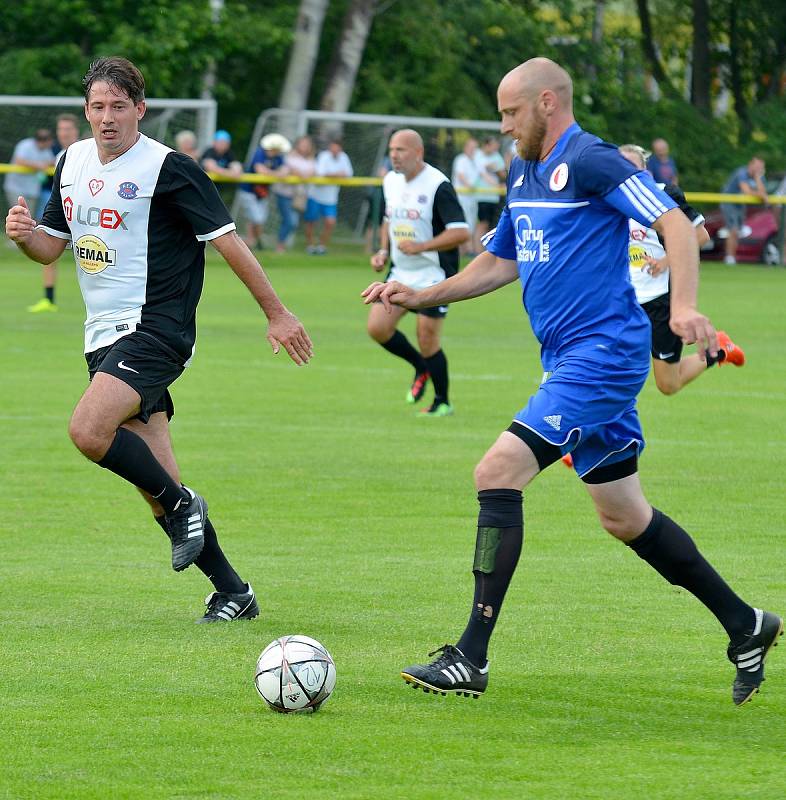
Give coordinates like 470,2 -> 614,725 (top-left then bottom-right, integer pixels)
543,414 -> 562,431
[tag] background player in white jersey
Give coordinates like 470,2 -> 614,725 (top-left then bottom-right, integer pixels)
363,59 -> 781,705
368,129 -> 469,416
28,114 -> 81,313
6,57 -> 313,623
620,144 -> 745,395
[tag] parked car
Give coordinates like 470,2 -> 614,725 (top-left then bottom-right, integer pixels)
700,175 -> 785,265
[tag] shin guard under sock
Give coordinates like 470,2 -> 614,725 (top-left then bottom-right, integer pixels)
456,489 -> 523,665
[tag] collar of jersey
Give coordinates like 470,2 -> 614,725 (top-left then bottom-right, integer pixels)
536,122 -> 582,172
93,132 -> 146,171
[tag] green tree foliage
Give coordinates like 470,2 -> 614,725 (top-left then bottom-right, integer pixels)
0,0 -> 783,183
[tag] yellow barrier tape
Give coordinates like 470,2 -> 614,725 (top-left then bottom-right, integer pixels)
1,163 -> 783,203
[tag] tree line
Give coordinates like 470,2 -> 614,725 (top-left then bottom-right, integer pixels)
2,0 -> 784,188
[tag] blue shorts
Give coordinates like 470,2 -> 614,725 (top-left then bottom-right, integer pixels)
304,199 -> 337,222
511,352 -> 649,478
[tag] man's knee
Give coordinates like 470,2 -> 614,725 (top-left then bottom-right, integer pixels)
474,452 -> 509,489
68,415 -> 112,462
367,316 -> 394,343
654,374 -> 681,395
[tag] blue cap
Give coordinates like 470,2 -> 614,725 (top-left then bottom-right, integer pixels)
214,129 -> 231,142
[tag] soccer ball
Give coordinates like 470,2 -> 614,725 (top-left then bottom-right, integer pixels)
254,635 -> 337,713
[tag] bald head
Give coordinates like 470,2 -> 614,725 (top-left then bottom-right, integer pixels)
501,57 -> 573,108
390,129 -> 423,151
497,57 -> 576,161
389,128 -> 425,179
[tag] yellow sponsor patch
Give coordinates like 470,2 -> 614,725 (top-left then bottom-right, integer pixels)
392,223 -> 417,242
629,244 -> 648,270
74,234 -> 116,274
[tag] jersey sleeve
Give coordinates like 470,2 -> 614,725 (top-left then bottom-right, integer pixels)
575,141 -> 677,227
664,183 -> 704,226
433,181 -> 469,230
160,151 -> 236,241
38,154 -> 71,239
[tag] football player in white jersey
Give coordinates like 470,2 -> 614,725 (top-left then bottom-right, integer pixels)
619,144 -> 745,395
6,57 -> 313,623
368,129 -> 469,416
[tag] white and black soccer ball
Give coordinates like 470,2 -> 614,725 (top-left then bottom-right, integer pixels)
254,635 -> 336,713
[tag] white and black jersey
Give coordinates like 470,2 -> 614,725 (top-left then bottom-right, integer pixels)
383,164 -> 468,290
628,182 -> 704,304
39,134 -> 235,359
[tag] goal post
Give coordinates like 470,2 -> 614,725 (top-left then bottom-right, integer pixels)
0,94 -> 217,164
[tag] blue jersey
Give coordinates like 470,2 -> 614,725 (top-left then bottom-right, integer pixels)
485,123 -> 677,371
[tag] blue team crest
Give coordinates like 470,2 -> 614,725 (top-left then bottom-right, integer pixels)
117,181 -> 139,200
417,194 -> 427,204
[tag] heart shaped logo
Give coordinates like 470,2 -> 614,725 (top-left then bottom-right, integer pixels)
89,178 -> 104,196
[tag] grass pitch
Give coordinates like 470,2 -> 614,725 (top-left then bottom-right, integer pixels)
2,244 -> 785,799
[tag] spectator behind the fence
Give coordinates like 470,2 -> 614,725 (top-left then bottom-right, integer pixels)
27,115 -> 80,314
200,129 -> 242,178
304,138 -> 353,255
451,138 -> 480,255
284,136 -> 317,245
647,138 -> 679,185
175,130 -> 200,161
473,137 -> 506,253
4,129 -> 54,217
239,133 -> 291,252
720,156 -> 768,265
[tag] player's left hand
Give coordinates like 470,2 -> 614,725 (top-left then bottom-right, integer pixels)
670,307 -> 718,361
397,240 -> 422,255
266,310 -> 314,365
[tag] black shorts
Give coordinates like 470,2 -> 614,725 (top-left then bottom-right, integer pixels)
477,201 -> 500,225
85,331 -> 185,423
641,293 -> 682,363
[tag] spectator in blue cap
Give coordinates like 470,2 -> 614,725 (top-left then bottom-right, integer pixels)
200,129 -> 242,178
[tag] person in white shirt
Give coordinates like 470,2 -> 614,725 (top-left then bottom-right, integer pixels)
451,137 -> 479,254
473,137 -> 506,253
621,143 -> 745,395
304,138 -> 353,254
367,129 -> 469,416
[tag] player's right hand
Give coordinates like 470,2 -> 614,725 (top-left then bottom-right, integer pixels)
370,251 -> 387,272
5,196 -> 36,243
361,280 -> 417,311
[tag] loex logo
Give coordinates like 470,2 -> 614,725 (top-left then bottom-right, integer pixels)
74,205 -> 129,230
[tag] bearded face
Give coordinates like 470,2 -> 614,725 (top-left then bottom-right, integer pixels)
515,105 -> 548,161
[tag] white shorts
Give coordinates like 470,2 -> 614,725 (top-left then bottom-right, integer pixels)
239,192 -> 270,226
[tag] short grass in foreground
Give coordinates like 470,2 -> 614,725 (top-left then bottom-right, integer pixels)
1,246 -> 785,799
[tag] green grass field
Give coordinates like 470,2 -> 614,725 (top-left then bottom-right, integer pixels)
2,244 -> 785,799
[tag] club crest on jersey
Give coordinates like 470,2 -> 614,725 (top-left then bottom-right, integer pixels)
117,181 -> 139,200
418,194 -> 427,204
549,163 -> 569,192
74,234 -> 116,274
88,178 -> 104,196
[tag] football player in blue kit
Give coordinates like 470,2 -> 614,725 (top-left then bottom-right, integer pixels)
363,57 -> 781,706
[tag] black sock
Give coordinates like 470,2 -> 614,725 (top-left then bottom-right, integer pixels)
98,427 -> 188,514
155,515 -> 246,593
456,489 -> 523,666
424,349 -> 449,404
706,349 -> 726,368
381,330 -> 427,373
45,286 -> 55,303
627,508 -> 754,640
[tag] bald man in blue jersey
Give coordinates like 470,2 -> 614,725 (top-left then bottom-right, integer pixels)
363,57 -> 781,706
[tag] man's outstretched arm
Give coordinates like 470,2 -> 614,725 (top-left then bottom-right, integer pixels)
362,249 -> 518,311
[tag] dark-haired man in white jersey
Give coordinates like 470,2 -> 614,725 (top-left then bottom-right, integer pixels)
367,129 -> 469,416
6,57 -> 313,623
